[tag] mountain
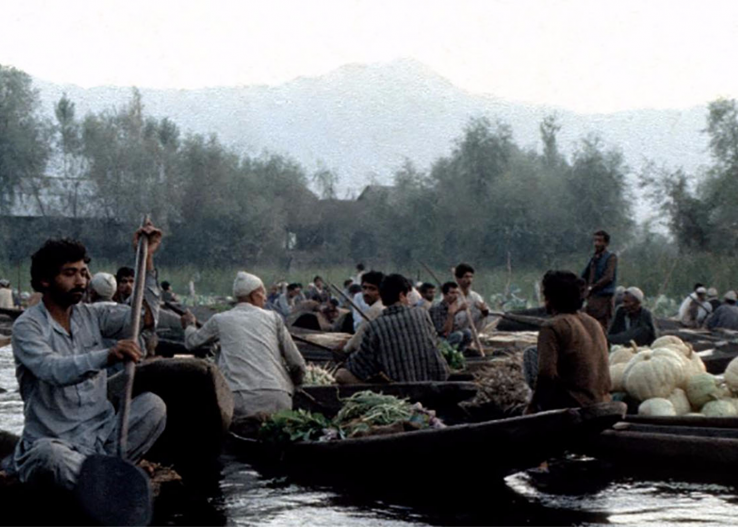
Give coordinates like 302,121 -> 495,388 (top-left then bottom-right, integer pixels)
32,58 -> 711,197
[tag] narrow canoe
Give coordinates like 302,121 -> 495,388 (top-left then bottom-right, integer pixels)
229,401 -> 626,495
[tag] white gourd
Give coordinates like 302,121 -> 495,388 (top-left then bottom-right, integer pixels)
622,350 -> 684,401
652,336 -> 691,357
609,348 -> 635,366
701,400 -> 738,417
690,353 -> 707,376
724,357 -> 738,392
668,388 -> 691,416
650,348 -> 689,388
686,373 -> 720,409
638,398 -> 677,416
609,363 -> 628,392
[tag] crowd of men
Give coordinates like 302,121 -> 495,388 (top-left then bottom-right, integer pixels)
6,222 -> 738,499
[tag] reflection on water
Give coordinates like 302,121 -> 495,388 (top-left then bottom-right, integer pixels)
1,344 -> 737,526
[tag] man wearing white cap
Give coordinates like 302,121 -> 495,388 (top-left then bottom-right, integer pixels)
607,286 -> 658,347
679,284 -> 713,328
181,271 -> 306,418
706,291 -> 738,330
88,272 -> 117,304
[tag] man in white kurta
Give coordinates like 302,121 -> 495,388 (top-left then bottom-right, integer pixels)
182,272 -> 306,418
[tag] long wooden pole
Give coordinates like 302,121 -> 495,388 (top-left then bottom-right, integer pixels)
118,215 -> 149,457
417,261 -> 485,357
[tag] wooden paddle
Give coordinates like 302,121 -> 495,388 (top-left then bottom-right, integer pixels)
76,217 -> 153,526
328,282 -> 370,322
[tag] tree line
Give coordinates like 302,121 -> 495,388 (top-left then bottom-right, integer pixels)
1,62 -> 734,274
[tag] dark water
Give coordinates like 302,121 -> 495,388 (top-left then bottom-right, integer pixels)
1,344 -> 737,526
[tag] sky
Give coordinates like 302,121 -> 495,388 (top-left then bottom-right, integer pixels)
2,0 -> 738,113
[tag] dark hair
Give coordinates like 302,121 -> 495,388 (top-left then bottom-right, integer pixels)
361,271 -> 384,287
441,281 -> 459,295
694,283 -> 705,291
542,270 -> 585,314
356,263 -> 365,271
454,263 -> 474,279
313,275 -> 323,282
116,266 -> 135,282
343,279 -> 354,287
31,239 -> 90,292
287,283 -> 301,292
329,298 -> 339,307
161,281 -> 171,290
379,274 -> 411,305
348,284 -> 362,295
594,230 -> 611,244
419,282 -> 436,294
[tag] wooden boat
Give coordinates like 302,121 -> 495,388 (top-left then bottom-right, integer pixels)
294,381 -> 478,423
582,414 -> 738,479
228,402 -> 626,495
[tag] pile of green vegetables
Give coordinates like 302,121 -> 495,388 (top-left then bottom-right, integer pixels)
258,391 -> 445,445
437,340 -> 466,371
303,364 -> 336,386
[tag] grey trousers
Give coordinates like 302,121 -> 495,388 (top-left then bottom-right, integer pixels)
233,389 -> 292,419
523,346 -> 539,388
17,392 -> 166,491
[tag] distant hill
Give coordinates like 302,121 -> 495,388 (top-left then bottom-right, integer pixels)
32,58 -> 711,198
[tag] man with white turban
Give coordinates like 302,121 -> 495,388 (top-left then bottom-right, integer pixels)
607,286 -> 658,347
181,271 -> 306,418
89,272 -> 117,304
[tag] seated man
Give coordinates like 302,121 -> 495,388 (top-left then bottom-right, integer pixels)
161,281 -> 179,303
706,291 -> 738,330
336,274 -> 449,384
274,283 -> 302,321
526,270 -> 611,413
416,282 -> 437,310
679,284 -> 713,328
340,271 -> 385,354
113,266 -> 135,303
182,271 -> 306,419
88,272 -> 117,305
607,287 -> 658,347
10,224 -> 166,492
429,281 -> 472,353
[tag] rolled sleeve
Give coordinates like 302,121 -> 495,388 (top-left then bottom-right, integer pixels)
12,318 -> 109,386
184,317 -> 219,351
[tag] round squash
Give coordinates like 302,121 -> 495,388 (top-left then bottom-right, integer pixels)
724,356 -> 738,392
638,398 -> 676,416
623,350 -> 685,401
652,336 -> 691,356
650,348 -> 689,387
701,399 -> 738,417
610,363 -> 628,392
610,347 -> 635,366
689,353 -> 707,376
686,373 -> 720,409
668,388 -> 691,416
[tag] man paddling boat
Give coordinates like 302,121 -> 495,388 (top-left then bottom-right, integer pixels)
7,222 -> 166,491
181,271 -> 306,418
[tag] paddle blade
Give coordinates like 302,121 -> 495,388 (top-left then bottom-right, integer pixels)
75,455 -> 152,526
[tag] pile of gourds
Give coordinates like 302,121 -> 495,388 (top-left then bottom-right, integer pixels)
610,336 -> 738,417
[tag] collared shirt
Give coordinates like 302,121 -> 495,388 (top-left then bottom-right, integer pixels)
12,271 -> 160,457
429,300 -> 458,337
346,304 -> 449,382
454,289 -> 485,329
608,306 -> 659,347
184,302 -> 306,395
352,292 -> 370,332
344,300 -> 384,353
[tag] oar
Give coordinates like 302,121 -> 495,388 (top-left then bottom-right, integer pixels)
418,261 -> 485,357
76,217 -> 153,526
488,310 -> 545,328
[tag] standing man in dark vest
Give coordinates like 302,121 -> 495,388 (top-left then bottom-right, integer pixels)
582,230 -> 618,332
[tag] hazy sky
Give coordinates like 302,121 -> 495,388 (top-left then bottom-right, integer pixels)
2,0 -> 737,113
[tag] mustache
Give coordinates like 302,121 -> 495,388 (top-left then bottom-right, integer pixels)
69,288 -> 86,295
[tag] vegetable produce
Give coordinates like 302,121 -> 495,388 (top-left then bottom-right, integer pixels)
667,388 -> 691,416
437,340 -> 466,371
304,364 -> 337,386
610,363 -> 627,392
622,350 -> 684,401
638,398 -> 676,416
609,347 -> 635,366
724,356 -> 738,392
701,400 -> 738,417
686,373 -> 720,409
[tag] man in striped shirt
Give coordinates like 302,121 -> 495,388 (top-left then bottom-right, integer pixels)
336,274 -> 449,384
